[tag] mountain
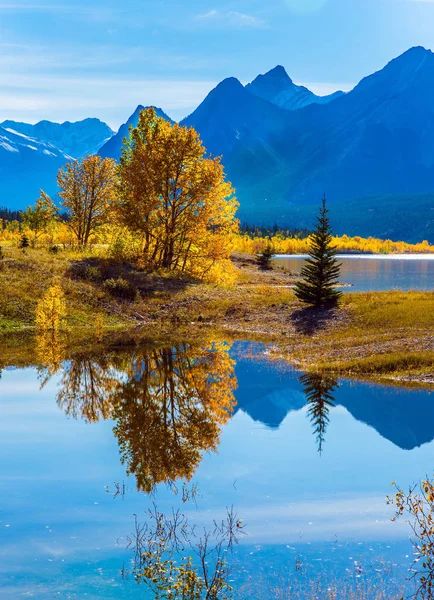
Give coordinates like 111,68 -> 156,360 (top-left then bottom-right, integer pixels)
0,118 -> 113,159
246,65 -> 344,111
98,105 -> 173,161
181,77 -> 293,212
2,47 -> 434,239
284,46 -> 434,207
181,47 -> 434,241
0,127 -> 72,208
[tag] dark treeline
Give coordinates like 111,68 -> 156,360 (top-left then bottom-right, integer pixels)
0,207 -> 22,222
239,222 -> 311,239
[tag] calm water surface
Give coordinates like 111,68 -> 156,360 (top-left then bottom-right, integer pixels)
1,341 -> 433,598
274,254 -> 434,292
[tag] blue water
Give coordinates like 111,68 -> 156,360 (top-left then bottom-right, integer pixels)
274,254 -> 434,292
1,343 -> 432,598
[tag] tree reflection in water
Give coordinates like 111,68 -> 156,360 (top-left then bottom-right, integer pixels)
299,372 -> 338,454
39,338 -> 237,493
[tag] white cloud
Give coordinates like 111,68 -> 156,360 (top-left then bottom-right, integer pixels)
0,76 -> 218,127
195,9 -> 267,29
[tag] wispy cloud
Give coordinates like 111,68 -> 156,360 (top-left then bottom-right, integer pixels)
0,74 -> 217,127
195,9 -> 268,29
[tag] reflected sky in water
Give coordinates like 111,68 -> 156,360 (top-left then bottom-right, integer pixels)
0,342 -> 433,598
274,254 -> 434,292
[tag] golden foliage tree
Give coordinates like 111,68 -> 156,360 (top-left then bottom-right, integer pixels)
21,190 -> 58,247
57,154 -> 116,247
116,108 -> 239,279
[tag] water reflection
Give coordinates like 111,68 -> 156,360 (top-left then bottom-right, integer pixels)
42,341 -> 237,493
299,373 -> 338,454
3,340 -> 434,599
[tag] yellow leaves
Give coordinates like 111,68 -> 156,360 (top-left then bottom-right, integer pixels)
58,155 -> 117,247
116,107 -> 238,278
232,232 -> 434,255
35,284 -> 67,332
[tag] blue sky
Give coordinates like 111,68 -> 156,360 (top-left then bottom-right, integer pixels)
0,0 -> 433,128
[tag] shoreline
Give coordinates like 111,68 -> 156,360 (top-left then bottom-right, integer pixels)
0,249 -> 432,388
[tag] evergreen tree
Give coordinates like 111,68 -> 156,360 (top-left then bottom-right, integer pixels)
294,196 -> 342,307
257,240 -> 275,270
19,234 -> 30,251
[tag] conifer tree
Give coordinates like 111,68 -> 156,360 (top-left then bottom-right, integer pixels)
257,239 -> 275,270
294,196 -> 342,307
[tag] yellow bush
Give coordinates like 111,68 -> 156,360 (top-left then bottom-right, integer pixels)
35,284 -> 67,331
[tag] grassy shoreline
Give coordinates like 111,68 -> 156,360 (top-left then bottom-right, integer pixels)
0,248 -> 432,386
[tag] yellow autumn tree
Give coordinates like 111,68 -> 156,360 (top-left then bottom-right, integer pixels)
57,154 -> 117,247
116,107 -> 239,281
35,284 -> 67,332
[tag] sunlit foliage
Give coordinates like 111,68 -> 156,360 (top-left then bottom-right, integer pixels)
115,107 -> 239,281
388,478 -> 434,599
57,154 -> 117,247
21,190 -> 58,247
35,284 -> 66,332
232,233 -> 434,256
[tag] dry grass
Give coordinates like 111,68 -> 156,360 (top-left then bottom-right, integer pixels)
0,247 -> 432,384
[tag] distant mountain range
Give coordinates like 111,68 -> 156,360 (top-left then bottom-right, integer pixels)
246,65 -> 345,110
1,46 -> 434,241
1,118 -> 113,159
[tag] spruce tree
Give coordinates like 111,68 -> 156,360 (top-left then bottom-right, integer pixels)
294,196 -> 342,307
257,240 -> 275,270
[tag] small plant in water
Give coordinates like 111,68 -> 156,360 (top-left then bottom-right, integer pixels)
127,504 -> 244,599
388,478 -> 434,599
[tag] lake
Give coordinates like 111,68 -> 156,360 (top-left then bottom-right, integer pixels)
1,340 -> 432,599
274,254 -> 434,292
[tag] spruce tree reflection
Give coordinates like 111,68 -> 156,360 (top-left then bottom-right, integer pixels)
54,342 -> 237,492
299,372 -> 338,454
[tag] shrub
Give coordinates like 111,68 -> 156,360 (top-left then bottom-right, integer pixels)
19,234 -> 30,251
257,241 -> 275,270
103,277 -> 137,300
70,263 -> 102,282
35,284 -> 67,331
